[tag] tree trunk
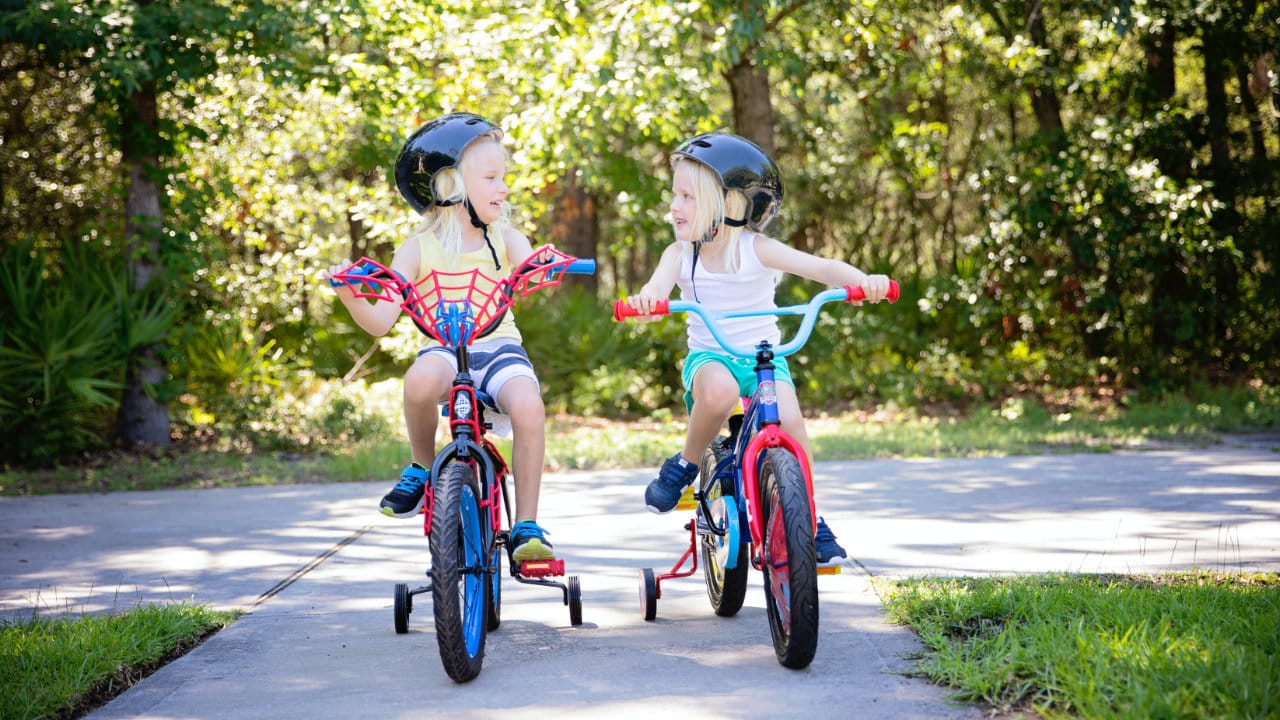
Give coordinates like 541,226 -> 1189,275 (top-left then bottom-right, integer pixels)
548,169 -> 599,293
1202,32 -> 1235,204
1236,62 -> 1270,178
115,80 -> 171,448
725,60 -> 776,158
1024,0 -> 1065,144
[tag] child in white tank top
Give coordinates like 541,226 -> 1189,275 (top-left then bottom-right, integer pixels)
625,131 -> 893,566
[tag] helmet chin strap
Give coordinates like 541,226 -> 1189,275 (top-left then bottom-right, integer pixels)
431,196 -> 502,271
464,198 -> 501,271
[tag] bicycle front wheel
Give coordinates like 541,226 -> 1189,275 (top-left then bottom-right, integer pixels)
758,448 -> 819,669
431,461 -> 489,682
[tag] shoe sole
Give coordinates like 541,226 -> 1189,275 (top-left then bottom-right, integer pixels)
380,495 -> 425,519
512,539 -> 555,563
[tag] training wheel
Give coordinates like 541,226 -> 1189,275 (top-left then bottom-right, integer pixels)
568,575 -> 583,626
393,582 -> 411,634
639,568 -> 657,621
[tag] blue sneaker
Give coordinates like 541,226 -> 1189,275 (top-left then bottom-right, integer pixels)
380,463 -> 430,518
815,516 -> 847,567
510,520 -> 556,563
645,453 -> 700,514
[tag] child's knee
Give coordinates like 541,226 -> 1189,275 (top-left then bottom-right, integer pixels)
502,383 -> 545,421
404,365 -> 448,405
692,379 -> 738,412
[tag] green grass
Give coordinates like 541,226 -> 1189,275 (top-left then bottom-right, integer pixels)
2,383 -> 1276,496
0,603 -> 234,720
876,572 -> 1280,719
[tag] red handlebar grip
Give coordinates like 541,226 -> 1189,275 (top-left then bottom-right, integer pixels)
846,280 -> 900,304
613,298 -> 670,321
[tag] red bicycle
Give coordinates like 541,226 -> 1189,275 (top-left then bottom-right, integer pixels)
330,246 -> 593,682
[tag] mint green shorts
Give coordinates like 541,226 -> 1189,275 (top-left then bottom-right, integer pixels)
681,350 -> 793,413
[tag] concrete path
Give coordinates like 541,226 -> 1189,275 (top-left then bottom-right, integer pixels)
2,440 -> 1277,719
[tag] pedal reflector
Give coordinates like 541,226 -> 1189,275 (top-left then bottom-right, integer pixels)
519,559 -> 565,577
676,484 -> 697,510
817,565 -> 842,576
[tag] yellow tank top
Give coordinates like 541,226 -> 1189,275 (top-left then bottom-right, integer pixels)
416,229 -> 523,345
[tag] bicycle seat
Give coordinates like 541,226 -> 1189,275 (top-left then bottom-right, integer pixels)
440,390 -> 499,416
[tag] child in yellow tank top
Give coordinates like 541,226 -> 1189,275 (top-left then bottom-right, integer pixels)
323,113 -> 555,564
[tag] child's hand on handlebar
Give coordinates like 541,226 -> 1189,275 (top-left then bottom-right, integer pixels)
625,293 -> 667,322
847,273 -> 892,305
322,261 -> 356,297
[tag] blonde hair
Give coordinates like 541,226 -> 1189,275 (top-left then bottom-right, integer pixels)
674,155 -> 752,273
407,130 -> 512,269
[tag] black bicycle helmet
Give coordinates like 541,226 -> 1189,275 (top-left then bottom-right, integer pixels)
394,112 -> 502,214
671,131 -> 783,231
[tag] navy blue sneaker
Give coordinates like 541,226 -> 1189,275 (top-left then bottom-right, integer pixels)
645,453 -> 700,514
815,516 -> 847,567
380,463 -> 430,518
509,520 -> 555,563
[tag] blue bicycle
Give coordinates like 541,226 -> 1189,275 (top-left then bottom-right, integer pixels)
331,246 -> 594,682
615,281 -> 898,668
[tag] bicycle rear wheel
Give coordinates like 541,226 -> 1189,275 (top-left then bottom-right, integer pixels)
758,448 -> 819,669
700,438 -> 748,617
431,461 -> 489,682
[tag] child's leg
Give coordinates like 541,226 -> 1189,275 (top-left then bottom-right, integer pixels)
646,361 -> 739,514
683,362 -> 740,463
403,353 -> 455,465
380,354 -> 454,518
495,376 -> 546,522
775,381 -> 846,564
497,377 -> 555,562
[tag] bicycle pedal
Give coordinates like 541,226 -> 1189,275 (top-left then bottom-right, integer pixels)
675,485 -> 697,511
817,565 -> 842,576
519,559 -> 565,578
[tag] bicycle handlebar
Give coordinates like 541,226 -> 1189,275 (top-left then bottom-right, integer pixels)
612,280 -> 899,358
328,245 -> 594,346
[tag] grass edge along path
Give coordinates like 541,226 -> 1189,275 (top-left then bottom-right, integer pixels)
875,572 -> 1280,719
0,603 -> 234,720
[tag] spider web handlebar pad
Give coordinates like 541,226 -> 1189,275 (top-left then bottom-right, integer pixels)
330,246 -> 594,347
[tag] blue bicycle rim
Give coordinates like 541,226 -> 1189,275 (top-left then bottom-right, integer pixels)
460,484 -> 485,655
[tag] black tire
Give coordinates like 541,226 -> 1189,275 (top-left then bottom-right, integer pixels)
430,461 -> 489,682
639,568 -> 658,621
568,575 -> 583,626
485,544 -> 502,632
393,582 -> 411,634
699,438 -> 748,617
758,449 -> 819,669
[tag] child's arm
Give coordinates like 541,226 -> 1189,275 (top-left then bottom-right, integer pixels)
502,227 -> 542,267
755,235 -> 891,304
321,238 -> 419,337
626,242 -> 683,319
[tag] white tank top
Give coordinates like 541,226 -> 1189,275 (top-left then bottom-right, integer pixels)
676,231 -> 780,353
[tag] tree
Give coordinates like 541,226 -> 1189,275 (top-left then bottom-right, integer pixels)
1,0 -> 311,447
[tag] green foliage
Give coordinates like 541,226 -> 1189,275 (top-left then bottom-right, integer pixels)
520,287 -> 685,415
0,240 -> 175,467
4,0 -> 1279,460
173,317 -> 392,451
